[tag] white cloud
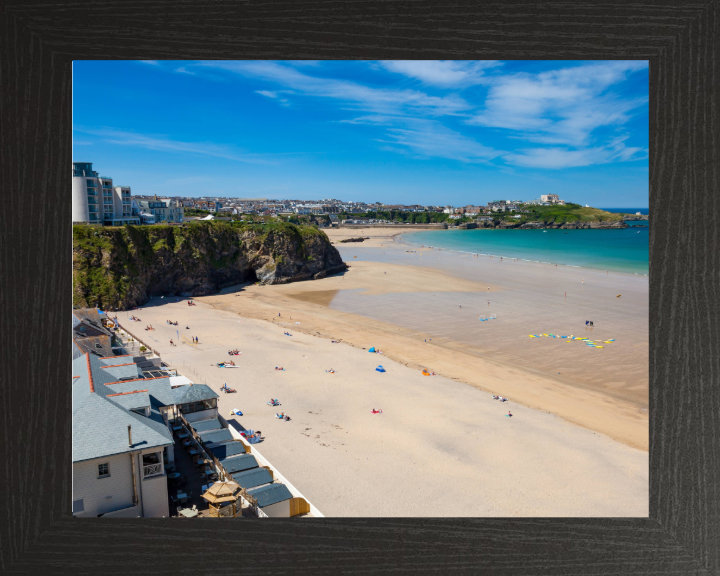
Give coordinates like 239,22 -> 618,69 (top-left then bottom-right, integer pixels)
175,67 -> 195,75
364,118 -> 500,163
256,90 -> 278,98
378,60 -> 501,87
73,127 -> 273,164
139,60 -> 160,66
503,136 -> 647,169
200,61 -> 471,117
469,61 -> 648,147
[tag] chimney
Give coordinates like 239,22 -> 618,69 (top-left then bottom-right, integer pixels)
128,425 -> 132,447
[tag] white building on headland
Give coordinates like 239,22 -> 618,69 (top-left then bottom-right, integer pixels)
72,162 -> 140,225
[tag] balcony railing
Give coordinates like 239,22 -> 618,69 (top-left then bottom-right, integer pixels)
143,463 -> 162,477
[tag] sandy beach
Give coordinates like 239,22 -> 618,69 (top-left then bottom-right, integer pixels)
122,226 -> 648,516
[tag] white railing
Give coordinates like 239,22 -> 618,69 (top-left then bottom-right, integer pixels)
143,463 -> 162,477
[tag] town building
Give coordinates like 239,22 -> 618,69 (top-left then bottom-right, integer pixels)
134,196 -> 184,224
72,308 -> 117,360
72,162 -> 140,225
72,352 -> 220,518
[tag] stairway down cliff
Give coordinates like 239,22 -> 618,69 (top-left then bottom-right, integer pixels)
73,221 -> 347,310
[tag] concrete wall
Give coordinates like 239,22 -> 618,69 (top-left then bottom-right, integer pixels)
261,499 -> 291,518
73,453 -> 135,517
140,473 -> 169,518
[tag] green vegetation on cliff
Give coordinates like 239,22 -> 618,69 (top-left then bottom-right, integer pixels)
515,203 -> 624,224
73,221 -> 346,310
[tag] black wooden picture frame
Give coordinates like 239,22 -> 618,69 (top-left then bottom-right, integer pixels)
1,1 -> 717,574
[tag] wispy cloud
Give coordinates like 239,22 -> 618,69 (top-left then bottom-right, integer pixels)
139,60 -> 160,66
503,135 -> 647,169
349,116 -> 500,163
200,61 -> 471,117
468,61 -> 648,147
256,90 -> 279,98
175,66 -> 195,75
73,127 -> 274,164
383,120 -> 500,163
378,60 -> 501,87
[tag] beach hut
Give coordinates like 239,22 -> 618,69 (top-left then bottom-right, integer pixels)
202,480 -> 241,518
246,483 -> 295,517
233,467 -> 274,490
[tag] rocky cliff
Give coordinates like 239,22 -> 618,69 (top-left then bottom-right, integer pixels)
476,220 -> 628,230
73,221 -> 347,310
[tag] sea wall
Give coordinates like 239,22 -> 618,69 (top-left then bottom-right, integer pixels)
73,221 -> 347,310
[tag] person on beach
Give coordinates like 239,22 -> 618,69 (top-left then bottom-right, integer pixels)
586,320 -> 589,326
506,411 -> 512,417
170,339 -> 174,346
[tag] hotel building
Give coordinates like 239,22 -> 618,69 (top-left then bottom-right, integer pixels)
72,162 -> 140,225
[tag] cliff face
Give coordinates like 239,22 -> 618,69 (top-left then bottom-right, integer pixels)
73,221 -> 347,310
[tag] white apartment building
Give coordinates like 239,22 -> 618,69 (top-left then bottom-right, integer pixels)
540,194 -> 561,204
134,197 -> 184,224
72,162 -> 140,225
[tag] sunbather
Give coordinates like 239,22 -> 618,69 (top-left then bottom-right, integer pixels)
326,369 -> 335,373
275,367 -> 284,371
371,409 -> 383,414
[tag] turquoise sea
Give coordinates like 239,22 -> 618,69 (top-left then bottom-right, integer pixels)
400,224 -> 649,275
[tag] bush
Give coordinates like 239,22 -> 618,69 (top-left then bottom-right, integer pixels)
139,345 -> 147,353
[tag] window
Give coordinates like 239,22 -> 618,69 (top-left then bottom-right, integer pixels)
97,463 -> 110,478
72,499 -> 85,513
94,343 -> 103,349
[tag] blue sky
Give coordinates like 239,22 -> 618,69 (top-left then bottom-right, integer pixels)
73,60 -> 648,207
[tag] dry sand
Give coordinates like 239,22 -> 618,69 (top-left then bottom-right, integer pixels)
123,226 -> 648,516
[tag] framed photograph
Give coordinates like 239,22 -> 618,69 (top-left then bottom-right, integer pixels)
2,1 -> 717,574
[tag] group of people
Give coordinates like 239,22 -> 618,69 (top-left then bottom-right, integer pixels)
187,300 -> 196,306
166,320 -> 179,326
190,336 -> 198,344
283,331 -> 292,336
585,320 -> 595,327
325,368 -> 336,373
275,412 -> 291,421
227,349 -> 240,355
275,366 -> 285,371
492,395 -> 508,402
129,315 -> 141,322
145,325 -> 154,331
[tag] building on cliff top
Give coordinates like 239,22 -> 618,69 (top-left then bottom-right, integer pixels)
72,162 -> 141,226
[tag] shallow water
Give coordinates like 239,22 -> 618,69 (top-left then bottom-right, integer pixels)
399,226 -> 649,275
